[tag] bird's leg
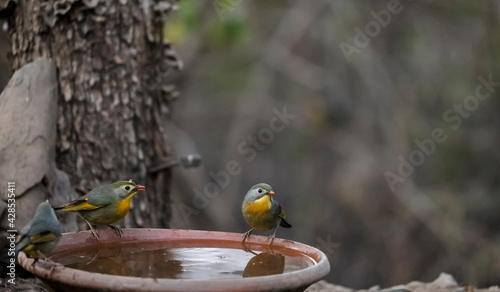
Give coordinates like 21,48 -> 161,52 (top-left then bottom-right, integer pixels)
246,248 -> 258,255
48,265 -> 57,276
31,258 -> 39,267
37,251 -> 60,266
114,245 -> 124,258
38,252 -> 62,276
266,227 -> 278,246
85,249 -> 100,266
241,228 -> 253,244
32,251 -> 62,276
108,225 -> 123,238
84,219 -> 100,240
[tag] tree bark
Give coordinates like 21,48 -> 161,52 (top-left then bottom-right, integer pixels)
6,0 -> 181,229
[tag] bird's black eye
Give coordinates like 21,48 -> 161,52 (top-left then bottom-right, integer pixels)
125,186 -> 130,191
258,188 -> 263,193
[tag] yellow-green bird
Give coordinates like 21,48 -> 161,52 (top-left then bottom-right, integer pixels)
54,180 -> 145,240
241,183 -> 292,245
16,201 -> 61,259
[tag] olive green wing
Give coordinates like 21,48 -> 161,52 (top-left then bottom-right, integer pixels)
58,185 -> 113,211
271,197 -> 292,228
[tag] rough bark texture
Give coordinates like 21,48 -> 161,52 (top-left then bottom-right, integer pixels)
6,0 -> 181,229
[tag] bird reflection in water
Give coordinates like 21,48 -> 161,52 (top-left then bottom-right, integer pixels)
243,250 -> 285,278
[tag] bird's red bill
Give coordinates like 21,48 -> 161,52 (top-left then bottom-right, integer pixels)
135,185 -> 146,191
269,191 -> 275,195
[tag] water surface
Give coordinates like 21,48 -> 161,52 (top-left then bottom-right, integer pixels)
52,242 -> 316,280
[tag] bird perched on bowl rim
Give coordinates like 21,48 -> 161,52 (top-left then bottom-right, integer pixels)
54,179 -> 145,240
16,201 -> 62,261
241,183 -> 292,245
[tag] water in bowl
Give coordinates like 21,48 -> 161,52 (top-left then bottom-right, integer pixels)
51,242 -> 316,280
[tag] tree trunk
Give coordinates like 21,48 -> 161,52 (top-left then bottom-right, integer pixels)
5,0 -> 181,229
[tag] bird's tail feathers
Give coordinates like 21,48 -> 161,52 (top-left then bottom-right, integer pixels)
280,218 -> 292,228
14,235 -> 30,256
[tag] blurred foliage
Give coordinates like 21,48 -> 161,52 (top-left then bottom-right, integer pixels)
207,18 -> 249,47
164,0 -> 199,43
165,0 -> 250,46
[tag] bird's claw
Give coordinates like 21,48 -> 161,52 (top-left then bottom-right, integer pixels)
241,229 -> 253,244
90,228 -> 100,240
108,225 -> 123,238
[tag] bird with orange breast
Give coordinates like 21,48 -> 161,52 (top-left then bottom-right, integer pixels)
241,183 -> 292,245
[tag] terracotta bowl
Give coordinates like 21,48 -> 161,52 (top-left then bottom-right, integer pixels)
18,229 -> 330,292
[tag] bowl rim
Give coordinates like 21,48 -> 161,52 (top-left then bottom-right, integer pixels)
18,228 -> 331,292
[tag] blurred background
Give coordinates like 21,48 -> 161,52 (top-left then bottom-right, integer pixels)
2,0 -> 500,289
